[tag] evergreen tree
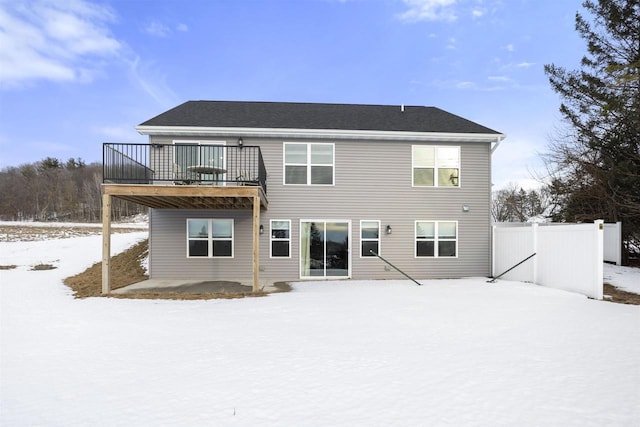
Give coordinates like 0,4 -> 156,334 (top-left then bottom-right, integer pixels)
543,0 -> 640,263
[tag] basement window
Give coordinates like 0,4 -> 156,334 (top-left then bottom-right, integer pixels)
187,218 -> 234,258
270,220 -> 291,258
415,221 -> 457,257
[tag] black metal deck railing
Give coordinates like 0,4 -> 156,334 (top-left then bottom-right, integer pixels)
103,143 -> 267,194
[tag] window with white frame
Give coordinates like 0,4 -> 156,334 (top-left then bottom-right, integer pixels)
284,143 -> 334,185
187,219 -> 233,257
270,220 -> 291,258
415,221 -> 457,257
360,220 -> 380,257
412,146 -> 460,187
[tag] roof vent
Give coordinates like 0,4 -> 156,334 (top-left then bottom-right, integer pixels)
401,104 -> 405,112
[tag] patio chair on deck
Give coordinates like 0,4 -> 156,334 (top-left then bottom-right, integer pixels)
236,170 -> 260,186
173,163 -> 198,185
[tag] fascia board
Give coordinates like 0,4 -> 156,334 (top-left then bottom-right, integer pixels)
136,125 -> 505,143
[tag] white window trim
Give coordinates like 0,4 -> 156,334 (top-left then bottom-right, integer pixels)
283,142 -> 335,186
298,219 -> 352,279
360,220 -> 381,258
186,218 -> 234,258
270,219 -> 292,258
173,140 -> 227,158
414,220 -> 458,258
411,145 -> 461,188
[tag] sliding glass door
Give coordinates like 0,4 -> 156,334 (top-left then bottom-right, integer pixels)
300,220 -> 350,278
174,142 -> 226,182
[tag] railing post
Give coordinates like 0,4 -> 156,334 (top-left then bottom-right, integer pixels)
252,194 -> 260,293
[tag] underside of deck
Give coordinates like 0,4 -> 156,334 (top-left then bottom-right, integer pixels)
103,184 -> 268,210
101,184 -> 267,295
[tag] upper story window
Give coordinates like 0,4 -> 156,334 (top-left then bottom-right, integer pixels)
412,146 -> 460,187
284,143 -> 334,185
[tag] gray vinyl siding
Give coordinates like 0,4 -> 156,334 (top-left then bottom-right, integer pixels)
150,209 -> 255,280
148,135 -> 492,281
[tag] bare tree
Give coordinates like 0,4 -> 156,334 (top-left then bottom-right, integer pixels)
492,184 -> 549,223
0,158 -> 146,222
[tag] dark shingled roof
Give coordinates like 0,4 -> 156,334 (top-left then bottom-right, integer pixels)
139,101 -> 501,135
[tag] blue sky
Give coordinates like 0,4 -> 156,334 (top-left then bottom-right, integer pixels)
0,0 -> 586,189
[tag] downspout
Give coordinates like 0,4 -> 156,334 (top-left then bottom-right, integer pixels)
491,135 -> 504,154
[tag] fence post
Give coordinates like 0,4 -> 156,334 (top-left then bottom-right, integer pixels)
532,223 -> 539,285
615,221 -> 622,266
491,225 -> 496,278
594,220 -> 604,300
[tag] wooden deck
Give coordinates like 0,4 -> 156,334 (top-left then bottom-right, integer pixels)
103,184 -> 268,210
101,184 -> 268,295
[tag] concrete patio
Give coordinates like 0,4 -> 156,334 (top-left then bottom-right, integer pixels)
112,279 -> 288,295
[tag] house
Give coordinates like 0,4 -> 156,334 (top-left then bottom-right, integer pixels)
101,101 -> 504,293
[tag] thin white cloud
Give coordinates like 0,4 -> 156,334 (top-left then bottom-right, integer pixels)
143,20 -> 189,37
503,43 -> 515,52
0,0 -> 179,107
471,8 -> 484,18
456,81 -> 475,89
398,0 -> 458,22
127,56 -> 179,107
488,75 -> 511,82
144,20 -> 171,37
516,61 -> 536,68
0,0 -> 120,88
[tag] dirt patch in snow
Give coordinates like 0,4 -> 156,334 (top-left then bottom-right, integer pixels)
63,239 -> 290,300
603,284 -> 640,305
64,239 -> 149,298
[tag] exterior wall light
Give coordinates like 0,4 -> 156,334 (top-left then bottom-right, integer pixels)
386,225 -> 392,235
238,138 -> 243,149
462,205 -> 470,212
259,224 -> 264,234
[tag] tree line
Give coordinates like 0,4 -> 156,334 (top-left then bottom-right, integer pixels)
0,157 -> 145,222
492,185 -> 551,223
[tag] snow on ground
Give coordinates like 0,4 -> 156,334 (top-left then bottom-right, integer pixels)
604,262 -> 640,294
1,233 -> 639,426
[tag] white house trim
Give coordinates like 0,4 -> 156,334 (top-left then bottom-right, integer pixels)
137,125 -> 505,143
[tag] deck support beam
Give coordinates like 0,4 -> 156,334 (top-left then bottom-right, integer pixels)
102,193 -> 112,294
252,194 -> 260,293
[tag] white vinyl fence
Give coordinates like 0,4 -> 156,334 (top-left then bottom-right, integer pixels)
492,221 -> 604,300
603,222 -> 622,265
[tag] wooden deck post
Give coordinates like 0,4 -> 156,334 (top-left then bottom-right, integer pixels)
102,193 -> 112,294
252,194 -> 260,293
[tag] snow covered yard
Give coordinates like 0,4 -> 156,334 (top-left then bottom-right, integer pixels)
1,232 -> 639,426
